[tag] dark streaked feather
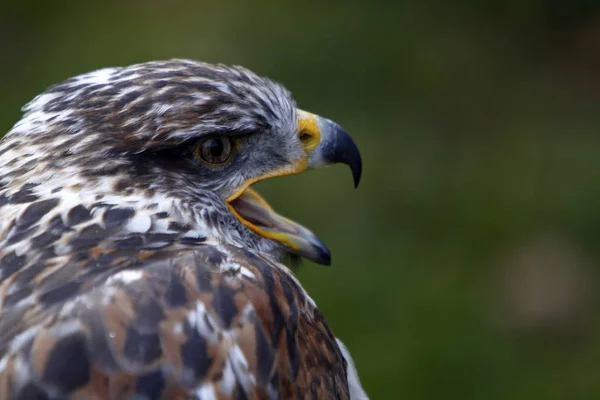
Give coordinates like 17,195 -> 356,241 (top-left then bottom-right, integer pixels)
0,243 -> 348,399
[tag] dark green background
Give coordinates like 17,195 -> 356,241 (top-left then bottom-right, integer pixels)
2,1 -> 600,398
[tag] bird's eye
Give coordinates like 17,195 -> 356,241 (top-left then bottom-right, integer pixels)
195,137 -> 233,165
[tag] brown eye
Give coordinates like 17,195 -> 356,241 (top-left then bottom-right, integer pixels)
195,137 -> 233,165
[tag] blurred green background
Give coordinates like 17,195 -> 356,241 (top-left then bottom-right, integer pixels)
2,1 -> 600,398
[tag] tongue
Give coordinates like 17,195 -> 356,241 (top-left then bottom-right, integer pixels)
229,188 -> 285,232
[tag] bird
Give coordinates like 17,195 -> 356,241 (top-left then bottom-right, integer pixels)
0,59 -> 368,399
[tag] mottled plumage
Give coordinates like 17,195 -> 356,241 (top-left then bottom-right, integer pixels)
0,60 -> 366,399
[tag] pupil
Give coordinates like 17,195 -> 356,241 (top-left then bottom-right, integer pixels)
200,137 -> 230,164
210,139 -> 224,157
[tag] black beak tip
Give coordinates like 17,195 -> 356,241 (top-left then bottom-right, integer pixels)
352,157 -> 362,188
314,242 -> 332,266
331,124 -> 362,189
321,248 -> 332,266
308,237 -> 332,266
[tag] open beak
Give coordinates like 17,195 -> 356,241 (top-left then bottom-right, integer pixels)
226,110 -> 362,265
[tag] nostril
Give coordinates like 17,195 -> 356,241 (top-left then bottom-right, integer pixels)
299,131 -> 311,143
299,130 -> 319,151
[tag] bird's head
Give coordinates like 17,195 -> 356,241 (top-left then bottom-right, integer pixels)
4,59 -> 361,265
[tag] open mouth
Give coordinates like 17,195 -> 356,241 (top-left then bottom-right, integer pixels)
226,186 -> 331,265
225,110 -> 362,266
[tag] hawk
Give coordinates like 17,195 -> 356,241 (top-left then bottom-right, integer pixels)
0,60 -> 367,399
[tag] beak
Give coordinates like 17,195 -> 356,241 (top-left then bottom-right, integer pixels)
300,110 -> 362,188
226,110 -> 362,265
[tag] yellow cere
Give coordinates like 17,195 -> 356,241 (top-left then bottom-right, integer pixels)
296,110 -> 321,152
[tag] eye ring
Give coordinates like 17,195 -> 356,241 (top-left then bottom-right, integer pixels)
195,137 -> 234,165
